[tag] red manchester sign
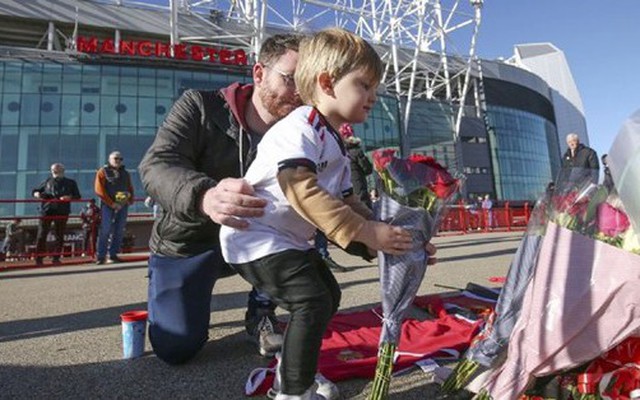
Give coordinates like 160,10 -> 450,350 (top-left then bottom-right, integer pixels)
76,36 -> 248,65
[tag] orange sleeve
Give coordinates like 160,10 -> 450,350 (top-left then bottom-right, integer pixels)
127,172 -> 135,205
278,167 -> 366,248
94,169 -> 114,208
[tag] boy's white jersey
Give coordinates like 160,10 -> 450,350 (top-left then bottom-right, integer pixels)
220,106 -> 353,264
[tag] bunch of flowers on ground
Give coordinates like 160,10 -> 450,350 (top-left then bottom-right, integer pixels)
448,168 -> 640,400
549,171 -> 640,254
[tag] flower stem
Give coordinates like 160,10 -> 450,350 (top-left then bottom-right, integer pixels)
369,342 -> 396,400
441,358 -> 479,392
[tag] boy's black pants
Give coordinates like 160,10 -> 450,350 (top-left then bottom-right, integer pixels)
233,249 -> 341,395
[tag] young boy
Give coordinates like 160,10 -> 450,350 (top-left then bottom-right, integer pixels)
220,28 -> 414,400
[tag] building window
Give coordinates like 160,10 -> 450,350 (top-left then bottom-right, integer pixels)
41,101 -> 53,112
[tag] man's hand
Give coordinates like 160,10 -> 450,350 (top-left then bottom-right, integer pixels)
113,203 -> 123,211
200,178 -> 267,229
59,195 -> 72,201
354,221 -> 413,255
33,192 -> 41,199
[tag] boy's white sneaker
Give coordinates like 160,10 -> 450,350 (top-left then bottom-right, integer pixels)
273,383 -> 326,400
313,373 -> 339,400
268,352 -> 339,400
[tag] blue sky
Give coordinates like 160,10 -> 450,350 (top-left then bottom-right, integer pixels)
476,0 -> 640,158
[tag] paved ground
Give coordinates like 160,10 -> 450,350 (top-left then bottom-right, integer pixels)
0,231 -> 523,399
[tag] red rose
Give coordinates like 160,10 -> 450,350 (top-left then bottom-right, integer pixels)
372,149 -> 396,172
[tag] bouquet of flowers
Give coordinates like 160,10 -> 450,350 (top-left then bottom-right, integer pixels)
466,167 -> 640,399
368,149 -> 460,400
442,190 -> 552,393
548,168 -> 640,253
114,191 -> 130,205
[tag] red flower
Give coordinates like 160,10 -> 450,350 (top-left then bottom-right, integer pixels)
372,149 -> 396,172
428,174 -> 459,199
408,154 -> 438,167
551,192 -> 589,216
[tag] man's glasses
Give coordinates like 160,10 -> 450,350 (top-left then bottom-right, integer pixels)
114,157 -> 123,161
264,65 -> 296,88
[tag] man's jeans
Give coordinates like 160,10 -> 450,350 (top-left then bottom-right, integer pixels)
147,248 -> 274,365
96,205 -> 128,260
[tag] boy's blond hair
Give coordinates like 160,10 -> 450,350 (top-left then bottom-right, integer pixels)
295,28 -> 383,106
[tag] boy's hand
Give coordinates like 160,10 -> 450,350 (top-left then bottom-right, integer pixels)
354,221 -> 413,255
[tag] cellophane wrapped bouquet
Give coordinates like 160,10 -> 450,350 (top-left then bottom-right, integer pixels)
466,168 -> 640,400
368,149 -> 461,400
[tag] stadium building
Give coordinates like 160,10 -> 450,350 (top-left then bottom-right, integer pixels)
0,0 -> 587,217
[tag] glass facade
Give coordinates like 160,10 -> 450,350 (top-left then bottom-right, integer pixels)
405,100 -> 457,168
486,105 -> 559,201
356,96 -> 402,151
0,60 -> 251,216
0,57 -> 561,216
0,59 -> 402,217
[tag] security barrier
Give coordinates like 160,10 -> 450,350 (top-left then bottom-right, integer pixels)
439,201 -> 531,235
1,198 -> 531,270
0,198 -> 152,269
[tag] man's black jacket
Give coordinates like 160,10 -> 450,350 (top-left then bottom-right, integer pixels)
139,89 -> 255,257
32,177 -> 81,216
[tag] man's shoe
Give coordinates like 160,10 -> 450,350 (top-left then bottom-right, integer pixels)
108,255 -> 123,263
245,309 -> 284,357
95,258 -> 106,265
322,256 -> 348,273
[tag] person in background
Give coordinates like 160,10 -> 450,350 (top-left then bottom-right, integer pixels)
481,194 -> 494,228
313,230 -> 348,273
32,163 -> 81,265
369,188 -> 380,205
138,34 -> 304,364
601,154 -> 615,192
340,123 -> 373,208
144,196 -> 162,220
561,133 -> 600,184
80,199 -> 101,257
94,151 -> 134,264
2,218 -> 26,260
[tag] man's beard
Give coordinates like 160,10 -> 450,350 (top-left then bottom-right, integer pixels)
259,84 -> 301,120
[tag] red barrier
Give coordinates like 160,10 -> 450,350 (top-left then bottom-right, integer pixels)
439,201 -> 530,235
1,198 -> 151,270
2,197 -> 531,270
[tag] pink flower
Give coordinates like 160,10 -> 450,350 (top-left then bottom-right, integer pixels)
597,203 -> 630,237
339,123 -> 354,139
